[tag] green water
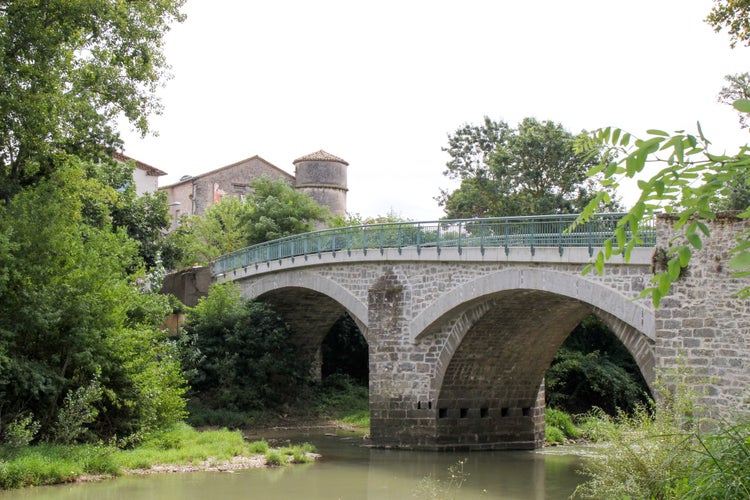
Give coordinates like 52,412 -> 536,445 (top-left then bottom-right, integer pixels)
1,431 -> 588,499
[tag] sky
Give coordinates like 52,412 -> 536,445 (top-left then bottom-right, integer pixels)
120,0 -> 750,221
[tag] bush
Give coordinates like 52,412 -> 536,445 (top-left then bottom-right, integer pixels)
264,450 -> 283,466
545,425 -> 566,444
186,283 -> 310,413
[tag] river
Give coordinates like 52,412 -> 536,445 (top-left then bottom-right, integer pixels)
2,429 -> 589,499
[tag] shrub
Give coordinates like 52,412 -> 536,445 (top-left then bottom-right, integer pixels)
2,415 -> 40,449
264,450 -> 283,466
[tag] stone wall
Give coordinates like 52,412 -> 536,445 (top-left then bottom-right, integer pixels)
655,214 -> 750,416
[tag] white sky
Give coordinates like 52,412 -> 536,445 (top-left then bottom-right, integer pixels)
120,0 -> 750,221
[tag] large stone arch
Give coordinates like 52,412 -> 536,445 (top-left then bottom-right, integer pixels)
412,268 -> 655,392
407,269 -> 655,449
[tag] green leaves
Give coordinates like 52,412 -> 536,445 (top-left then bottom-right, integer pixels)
578,124 -> 750,305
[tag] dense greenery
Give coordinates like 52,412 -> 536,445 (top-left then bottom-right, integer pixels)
546,316 -> 651,415
321,315 -> 369,384
184,283 -> 311,413
438,117 -> 620,218
0,0 -> 187,446
0,162 -> 186,444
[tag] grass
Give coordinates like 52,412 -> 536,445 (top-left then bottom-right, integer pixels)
545,407 -> 581,444
0,423 -> 317,490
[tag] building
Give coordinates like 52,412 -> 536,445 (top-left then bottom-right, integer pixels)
159,150 -> 348,229
113,152 -> 167,196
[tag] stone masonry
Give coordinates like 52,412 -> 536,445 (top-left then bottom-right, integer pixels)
218,215 -> 750,450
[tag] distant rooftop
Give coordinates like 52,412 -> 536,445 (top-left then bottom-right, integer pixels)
293,150 -> 349,166
114,152 -> 167,176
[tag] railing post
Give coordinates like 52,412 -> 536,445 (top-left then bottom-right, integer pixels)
436,223 -> 441,256
362,226 -> 367,256
457,221 -> 463,255
416,223 -> 421,255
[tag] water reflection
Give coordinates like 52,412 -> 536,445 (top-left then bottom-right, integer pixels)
2,431 -> 586,499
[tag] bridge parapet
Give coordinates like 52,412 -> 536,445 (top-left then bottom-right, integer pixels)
212,213 -> 656,277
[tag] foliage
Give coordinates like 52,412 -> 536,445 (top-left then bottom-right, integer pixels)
573,365 -> 749,499
575,125 -> 750,305
244,176 -> 330,244
1,416 -> 40,450
48,378 -> 103,445
706,0 -> 750,48
413,458 -> 470,499
0,161 -> 185,443
718,72 -> 750,129
0,423 -> 314,489
264,449 -> 284,466
168,177 -> 330,268
545,408 -> 581,442
546,316 -> 651,415
321,315 -> 369,384
186,282 -> 310,412
0,0 -> 185,199
438,117 -> 619,218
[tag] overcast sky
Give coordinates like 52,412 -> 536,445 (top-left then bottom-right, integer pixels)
120,0 -> 750,221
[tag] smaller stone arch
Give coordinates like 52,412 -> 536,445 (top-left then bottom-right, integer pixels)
238,270 -> 369,336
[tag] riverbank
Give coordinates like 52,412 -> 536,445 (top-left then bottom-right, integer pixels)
0,423 -> 320,490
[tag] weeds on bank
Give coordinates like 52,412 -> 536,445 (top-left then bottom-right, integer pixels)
573,366 -> 750,499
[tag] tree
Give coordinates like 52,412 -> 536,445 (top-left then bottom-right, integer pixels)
575,123 -> 750,305
169,177 -> 330,268
438,117 -> 619,219
0,0 -> 186,199
718,73 -> 750,129
244,176 -> 330,244
0,161 -> 185,443
546,316 -> 651,415
706,0 -> 750,48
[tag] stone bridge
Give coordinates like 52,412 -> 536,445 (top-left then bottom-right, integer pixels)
213,215 -> 750,450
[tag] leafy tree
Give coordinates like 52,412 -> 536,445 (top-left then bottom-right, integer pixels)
244,176 -> 330,244
186,283 -> 310,412
0,161 -> 185,443
718,72 -> 750,129
706,0 -> 750,48
0,0 -> 185,199
438,117 -> 619,218
321,315 -> 368,385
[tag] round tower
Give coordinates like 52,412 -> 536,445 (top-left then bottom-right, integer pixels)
292,150 -> 348,217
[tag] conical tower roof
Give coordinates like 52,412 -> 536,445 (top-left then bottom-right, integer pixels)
292,150 -> 349,166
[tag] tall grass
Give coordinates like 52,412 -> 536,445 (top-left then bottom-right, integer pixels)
573,366 -> 750,499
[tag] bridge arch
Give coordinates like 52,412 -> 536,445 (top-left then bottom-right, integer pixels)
411,267 -> 654,343
237,270 -> 369,332
407,268 -> 655,449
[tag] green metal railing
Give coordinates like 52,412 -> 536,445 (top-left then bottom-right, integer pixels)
212,213 -> 656,276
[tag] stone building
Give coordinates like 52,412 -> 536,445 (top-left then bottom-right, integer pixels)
159,150 -> 348,230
